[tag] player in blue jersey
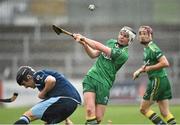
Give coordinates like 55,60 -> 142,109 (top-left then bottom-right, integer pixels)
14,66 -> 81,124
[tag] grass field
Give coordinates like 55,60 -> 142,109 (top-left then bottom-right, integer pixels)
0,105 -> 179,124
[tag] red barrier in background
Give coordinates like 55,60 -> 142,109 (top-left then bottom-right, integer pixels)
0,80 -> 3,105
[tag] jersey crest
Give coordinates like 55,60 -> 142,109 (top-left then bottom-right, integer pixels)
36,74 -> 44,81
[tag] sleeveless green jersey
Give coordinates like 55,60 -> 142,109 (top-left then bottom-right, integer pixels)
143,41 -> 167,78
86,39 -> 128,87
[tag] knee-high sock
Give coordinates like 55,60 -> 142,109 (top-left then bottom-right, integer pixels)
14,115 -> 30,124
145,110 -> 166,124
163,113 -> 176,125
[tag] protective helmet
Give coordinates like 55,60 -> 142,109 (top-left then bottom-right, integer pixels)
139,25 -> 153,36
120,26 -> 136,45
16,66 -> 35,85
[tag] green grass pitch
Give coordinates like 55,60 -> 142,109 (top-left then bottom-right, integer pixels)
0,105 -> 179,124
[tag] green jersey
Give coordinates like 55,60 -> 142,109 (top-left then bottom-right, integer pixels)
143,41 -> 167,78
87,39 -> 128,87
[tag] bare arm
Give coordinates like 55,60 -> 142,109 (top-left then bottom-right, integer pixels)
81,41 -> 101,58
144,55 -> 169,72
133,55 -> 169,80
74,34 -> 112,57
38,75 -> 56,99
82,37 -> 112,57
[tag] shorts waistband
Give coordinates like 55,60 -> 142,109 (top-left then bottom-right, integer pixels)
59,96 -> 81,104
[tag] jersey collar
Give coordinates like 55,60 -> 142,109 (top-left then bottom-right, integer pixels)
144,41 -> 153,49
115,42 -> 128,48
144,41 -> 154,51
148,41 -> 153,45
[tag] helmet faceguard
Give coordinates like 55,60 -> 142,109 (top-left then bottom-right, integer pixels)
16,66 -> 35,85
120,26 -> 136,45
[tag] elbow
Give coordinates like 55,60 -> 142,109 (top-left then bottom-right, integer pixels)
91,56 -> 96,59
89,51 -> 100,59
87,53 -> 96,59
90,55 -> 98,59
163,61 -> 169,67
165,60 -> 170,67
165,62 -> 170,67
164,57 -> 170,67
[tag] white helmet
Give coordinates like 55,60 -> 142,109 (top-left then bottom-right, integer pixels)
120,26 -> 136,45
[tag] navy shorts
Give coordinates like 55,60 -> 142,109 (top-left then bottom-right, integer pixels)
31,97 -> 78,124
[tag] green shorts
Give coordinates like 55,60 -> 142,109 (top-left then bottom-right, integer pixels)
82,75 -> 110,105
143,76 -> 172,101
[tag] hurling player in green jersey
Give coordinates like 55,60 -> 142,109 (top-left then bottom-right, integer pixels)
133,26 -> 176,125
73,26 -> 136,124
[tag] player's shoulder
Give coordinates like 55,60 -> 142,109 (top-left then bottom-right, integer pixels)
106,39 -> 117,44
34,69 -> 51,78
34,70 -> 45,76
148,41 -> 161,52
33,70 -> 47,82
36,69 -> 57,74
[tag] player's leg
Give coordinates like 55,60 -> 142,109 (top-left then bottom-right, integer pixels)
23,97 -> 64,124
157,76 -> 176,124
42,98 -> 78,124
83,76 -> 98,124
95,80 -> 110,124
141,77 -> 166,124
95,104 -> 106,123
84,92 -> 97,124
64,118 -> 74,125
14,109 -> 38,124
140,99 -> 166,124
158,100 -> 176,124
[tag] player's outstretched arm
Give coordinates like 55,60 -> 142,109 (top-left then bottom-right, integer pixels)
73,33 -> 112,57
73,34 -> 100,58
82,37 -> 111,57
81,41 -> 101,58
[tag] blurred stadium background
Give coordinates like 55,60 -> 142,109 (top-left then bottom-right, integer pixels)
0,0 -> 180,123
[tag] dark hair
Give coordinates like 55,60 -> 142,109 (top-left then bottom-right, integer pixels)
16,66 -> 35,85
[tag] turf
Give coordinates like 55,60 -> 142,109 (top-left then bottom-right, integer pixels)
0,105 -> 179,124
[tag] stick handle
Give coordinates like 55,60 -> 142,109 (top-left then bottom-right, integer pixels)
61,29 -> 73,37
142,60 -> 150,71
133,60 -> 150,80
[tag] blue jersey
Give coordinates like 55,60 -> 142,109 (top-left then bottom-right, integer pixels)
33,70 -> 81,103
